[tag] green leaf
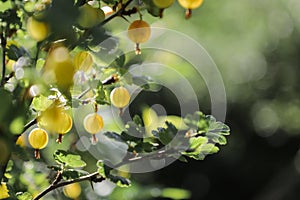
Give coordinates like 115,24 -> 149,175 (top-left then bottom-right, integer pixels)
207,116 -> 230,136
182,142 -> 219,160
133,115 -> 143,127
47,165 -> 62,171
152,122 -> 178,145
178,156 -> 188,163
95,81 -> 109,105
108,174 -> 131,187
31,95 -> 53,111
161,188 -> 191,200
6,45 -> 28,61
189,137 -> 208,149
206,132 -> 227,145
142,0 -> 161,17
16,192 -> 33,200
62,169 -> 88,180
53,150 -> 86,168
97,160 -> 106,178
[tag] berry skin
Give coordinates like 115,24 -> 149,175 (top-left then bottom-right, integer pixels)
127,20 -> 151,54
37,100 -> 73,143
28,128 -> 49,159
83,113 -> 104,134
43,45 -> 75,91
153,0 -> 174,8
55,112 -> 73,143
83,113 -> 104,143
153,0 -> 175,18
77,4 -> 105,29
63,183 -> 81,199
110,87 -> 130,108
73,51 -> 94,72
178,0 -> 204,19
27,17 -> 49,41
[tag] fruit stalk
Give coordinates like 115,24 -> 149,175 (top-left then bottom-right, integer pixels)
33,172 -> 104,200
185,9 -> 192,19
34,149 -> 40,159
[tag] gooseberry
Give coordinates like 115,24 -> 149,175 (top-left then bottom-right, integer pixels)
73,51 -> 94,72
153,0 -> 174,17
83,113 -> 104,143
55,112 -> 73,143
178,0 -> 204,19
127,20 -> 151,54
77,4 -> 105,29
63,183 -> 81,199
27,17 -> 49,41
28,128 -> 49,159
38,100 -> 73,143
110,86 -> 130,109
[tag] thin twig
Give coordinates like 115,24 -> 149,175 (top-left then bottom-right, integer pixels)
70,0 -> 136,49
113,148 -> 178,169
0,32 -> 7,87
33,172 -> 103,200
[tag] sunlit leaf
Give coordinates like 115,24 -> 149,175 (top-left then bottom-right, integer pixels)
53,150 -> 86,168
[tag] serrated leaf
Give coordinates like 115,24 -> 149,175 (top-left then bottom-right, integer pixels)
178,156 -> 188,163
53,150 -> 86,168
206,132 -> 227,145
16,192 -> 32,200
95,81 -> 109,105
189,137 -> 208,149
108,175 -> 131,187
62,169 -> 88,180
31,95 -> 53,111
133,115 -> 143,126
97,160 -> 106,178
152,122 -> 178,145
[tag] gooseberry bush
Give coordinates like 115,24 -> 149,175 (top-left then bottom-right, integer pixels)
0,0 -> 229,199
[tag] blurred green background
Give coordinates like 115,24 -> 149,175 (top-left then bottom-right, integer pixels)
120,0 -> 300,199
2,0 -> 300,199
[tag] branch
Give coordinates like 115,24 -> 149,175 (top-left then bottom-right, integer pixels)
0,32 -> 7,87
33,171 -> 104,200
113,148 -> 179,169
76,74 -> 119,99
70,0 -> 136,49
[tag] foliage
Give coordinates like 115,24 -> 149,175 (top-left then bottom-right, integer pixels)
0,0 -> 230,199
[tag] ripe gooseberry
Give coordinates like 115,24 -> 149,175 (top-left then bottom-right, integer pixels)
55,112 -> 73,143
38,100 -> 73,143
63,183 -> 81,199
27,17 -> 49,41
28,128 -> 49,159
43,45 -> 75,91
73,51 -> 94,72
153,0 -> 174,18
178,0 -> 204,19
83,113 -> 104,143
127,20 -> 151,55
77,4 -> 105,29
110,86 -> 130,114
